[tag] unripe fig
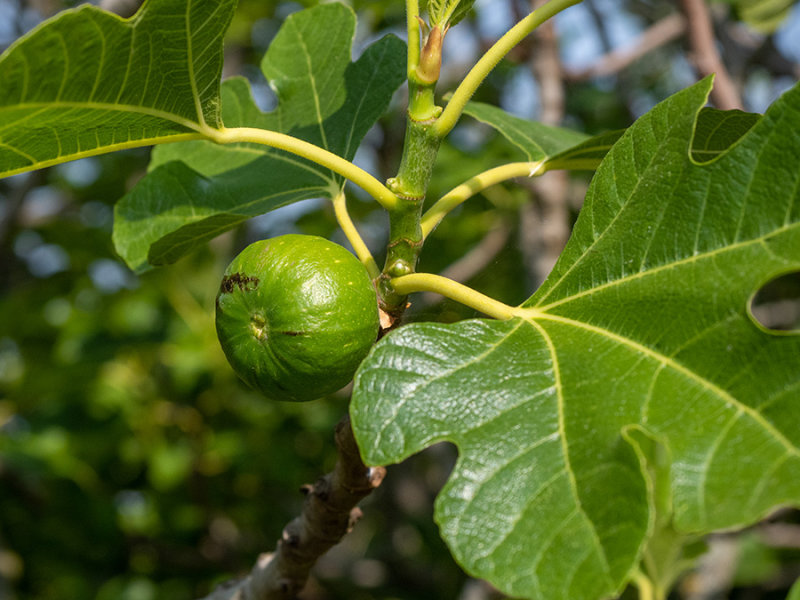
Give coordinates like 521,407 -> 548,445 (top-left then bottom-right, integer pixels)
215,234 -> 379,401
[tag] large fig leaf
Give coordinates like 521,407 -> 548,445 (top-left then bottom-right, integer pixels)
113,4 -> 405,272
0,0 -> 235,177
351,79 -> 800,600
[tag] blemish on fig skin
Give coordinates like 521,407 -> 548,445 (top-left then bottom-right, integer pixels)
279,331 -> 307,336
220,273 -> 260,293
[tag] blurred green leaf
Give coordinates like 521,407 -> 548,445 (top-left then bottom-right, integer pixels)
720,0 -> 796,32
148,441 -> 194,492
789,575 -> 800,600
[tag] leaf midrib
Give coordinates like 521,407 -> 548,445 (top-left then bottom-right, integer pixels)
185,0 -> 206,128
527,317 -> 614,582
0,133 -> 204,179
534,221 -> 800,313
529,313 -> 800,460
0,101 -> 206,136
534,113 -> 699,307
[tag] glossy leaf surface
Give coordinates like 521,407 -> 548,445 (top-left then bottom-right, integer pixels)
113,3 -> 405,272
352,79 -> 800,600
0,0 -> 235,178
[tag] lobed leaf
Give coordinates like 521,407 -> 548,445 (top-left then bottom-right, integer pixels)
352,79 -> 800,600
0,0 -> 235,178
113,3 -> 406,272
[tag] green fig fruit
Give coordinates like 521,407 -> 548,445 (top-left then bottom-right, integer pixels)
215,234 -> 379,401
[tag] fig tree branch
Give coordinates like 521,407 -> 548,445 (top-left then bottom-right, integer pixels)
201,415 -> 385,600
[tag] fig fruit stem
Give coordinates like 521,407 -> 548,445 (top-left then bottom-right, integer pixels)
434,0 -> 583,138
421,160 -> 546,239
331,191 -> 381,279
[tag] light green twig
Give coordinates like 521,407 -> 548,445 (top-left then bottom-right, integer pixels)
407,0 -> 422,78
421,160 -> 545,238
209,127 -> 398,210
434,0 -> 583,137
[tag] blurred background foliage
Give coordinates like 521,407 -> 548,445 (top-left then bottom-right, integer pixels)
1,0 -> 799,598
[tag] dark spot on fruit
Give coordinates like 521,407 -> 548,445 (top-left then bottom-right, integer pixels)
220,272 -> 259,294
279,331 -> 307,336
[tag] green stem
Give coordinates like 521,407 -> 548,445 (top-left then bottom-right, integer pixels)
209,127 -> 398,210
378,1 -> 448,315
421,160 -> 545,238
380,107 -> 442,313
390,272 -> 522,320
434,0 -> 583,138
407,0 -> 421,78
633,571 -> 659,600
331,191 -> 380,280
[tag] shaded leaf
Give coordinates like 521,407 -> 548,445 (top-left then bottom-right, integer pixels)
467,102 -> 761,172
545,129 -> 626,171
113,4 -> 406,272
691,107 -> 761,163
462,100 -> 590,163
352,79 -> 800,599
0,0 -> 235,178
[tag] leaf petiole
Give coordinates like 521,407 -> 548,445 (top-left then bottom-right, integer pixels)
632,571 -> 657,600
421,160 -> 545,238
407,0 -> 422,79
434,0 -> 583,137
208,127 -> 398,211
332,190 -> 381,280
390,272 -> 531,320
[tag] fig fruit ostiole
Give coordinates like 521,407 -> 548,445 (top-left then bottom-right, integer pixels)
215,234 -> 380,402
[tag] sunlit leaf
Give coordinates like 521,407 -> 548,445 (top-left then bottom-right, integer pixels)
0,0 -> 235,178
352,78 -> 800,600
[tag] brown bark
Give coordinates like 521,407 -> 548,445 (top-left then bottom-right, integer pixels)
201,416 -> 385,600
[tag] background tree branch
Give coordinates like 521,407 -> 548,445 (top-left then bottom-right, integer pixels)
679,0 -> 744,110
